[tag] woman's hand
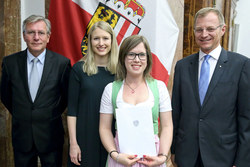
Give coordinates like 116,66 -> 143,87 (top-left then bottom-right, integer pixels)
113,153 -> 139,166
137,155 -> 166,167
69,143 -> 81,165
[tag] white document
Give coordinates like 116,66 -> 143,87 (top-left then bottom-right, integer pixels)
116,106 -> 156,158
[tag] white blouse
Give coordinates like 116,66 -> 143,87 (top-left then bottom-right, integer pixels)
100,80 -> 172,114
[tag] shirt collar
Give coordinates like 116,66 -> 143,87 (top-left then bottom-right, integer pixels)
199,45 -> 222,61
27,49 -> 46,65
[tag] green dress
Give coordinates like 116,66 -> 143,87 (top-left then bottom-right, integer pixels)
67,61 -> 114,167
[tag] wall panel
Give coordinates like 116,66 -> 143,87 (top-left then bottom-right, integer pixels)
0,0 -> 21,166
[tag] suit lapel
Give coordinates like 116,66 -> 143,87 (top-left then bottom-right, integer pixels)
17,50 -> 32,101
202,48 -> 228,106
189,53 -> 201,107
35,50 -> 53,100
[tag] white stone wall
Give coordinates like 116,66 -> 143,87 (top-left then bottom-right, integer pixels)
21,0 -> 45,50
235,0 -> 250,58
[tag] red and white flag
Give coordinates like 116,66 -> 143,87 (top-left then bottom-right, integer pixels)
48,0 -> 179,85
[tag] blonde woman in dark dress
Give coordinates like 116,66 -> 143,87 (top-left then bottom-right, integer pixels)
67,21 -> 118,167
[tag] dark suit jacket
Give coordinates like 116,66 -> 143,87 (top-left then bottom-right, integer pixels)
1,49 -> 71,153
171,48 -> 250,167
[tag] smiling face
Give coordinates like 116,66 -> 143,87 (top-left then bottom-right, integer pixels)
91,27 -> 112,58
23,21 -> 50,57
125,42 -> 147,77
194,12 -> 226,54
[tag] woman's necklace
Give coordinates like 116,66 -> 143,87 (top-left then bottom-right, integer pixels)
125,80 -> 143,94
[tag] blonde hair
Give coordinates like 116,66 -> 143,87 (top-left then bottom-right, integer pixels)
116,35 -> 153,81
194,7 -> 225,27
83,21 -> 118,76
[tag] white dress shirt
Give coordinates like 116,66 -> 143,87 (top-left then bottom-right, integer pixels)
27,49 -> 46,87
198,45 -> 222,83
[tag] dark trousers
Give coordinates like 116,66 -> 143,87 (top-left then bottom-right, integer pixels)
195,151 -> 204,167
13,144 -> 63,167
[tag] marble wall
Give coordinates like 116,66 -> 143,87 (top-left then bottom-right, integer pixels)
0,0 -> 21,166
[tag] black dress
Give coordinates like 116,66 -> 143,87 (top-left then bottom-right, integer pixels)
67,61 -> 114,167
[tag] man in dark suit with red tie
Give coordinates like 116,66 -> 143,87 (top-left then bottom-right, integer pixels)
1,15 -> 71,167
171,7 -> 250,167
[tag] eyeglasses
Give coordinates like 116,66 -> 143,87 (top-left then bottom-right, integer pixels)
127,52 -> 147,60
25,31 -> 47,37
194,25 -> 223,33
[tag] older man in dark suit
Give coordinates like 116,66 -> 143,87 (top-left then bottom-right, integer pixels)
171,7 -> 250,167
1,15 -> 71,167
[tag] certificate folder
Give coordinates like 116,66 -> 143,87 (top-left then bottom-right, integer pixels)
116,106 -> 156,158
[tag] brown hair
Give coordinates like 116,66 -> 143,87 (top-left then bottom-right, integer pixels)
116,35 -> 153,81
